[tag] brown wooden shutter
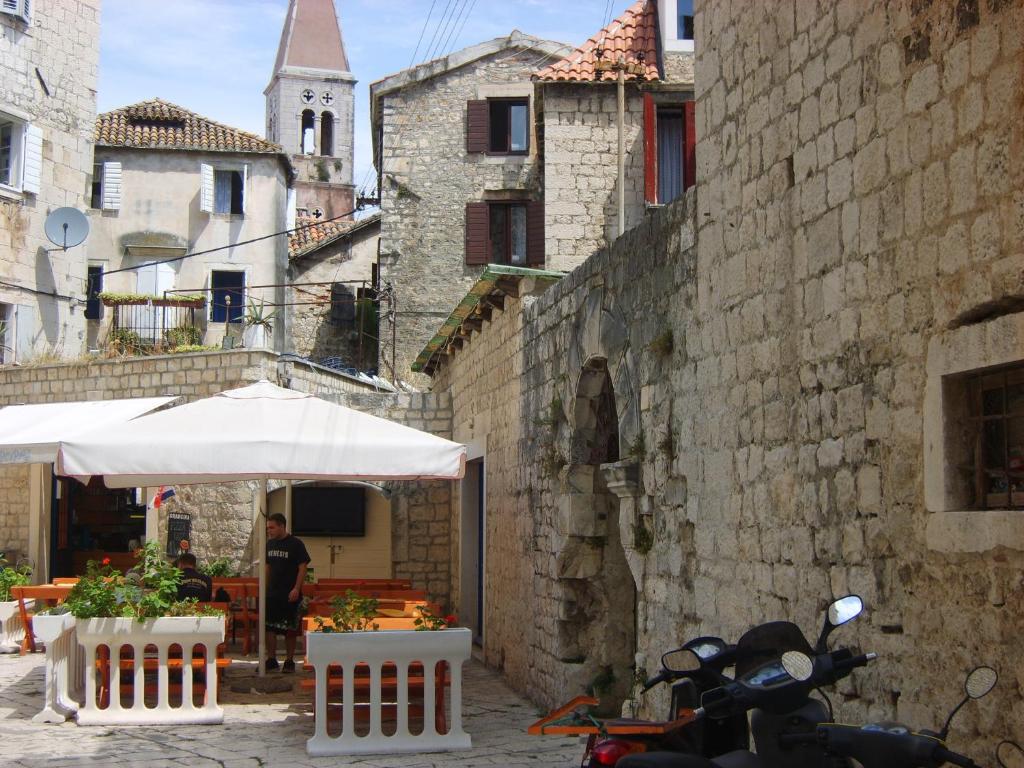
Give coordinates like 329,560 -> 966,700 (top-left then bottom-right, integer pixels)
465,202 -> 489,265
526,199 -> 545,267
643,93 -> 657,204
683,100 -> 696,191
466,100 -> 489,153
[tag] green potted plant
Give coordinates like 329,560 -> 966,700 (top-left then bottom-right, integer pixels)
0,558 -> 31,653
242,299 -> 276,349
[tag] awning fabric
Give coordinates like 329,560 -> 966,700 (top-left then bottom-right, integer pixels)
57,381 -> 466,487
0,397 -> 179,465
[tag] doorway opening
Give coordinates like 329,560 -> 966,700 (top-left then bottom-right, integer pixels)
460,459 -> 485,646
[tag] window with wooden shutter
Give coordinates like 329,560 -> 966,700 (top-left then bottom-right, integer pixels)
21,124 -> 42,195
643,94 -> 657,204
101,161 -> 122,210
199,163 -> 214,213
526,200 -> 544,267
683,100 -> 696,191
466,100 -> 489,154
465,202 -> 489,265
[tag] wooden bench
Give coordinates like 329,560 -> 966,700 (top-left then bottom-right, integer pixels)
10,584 -> 73,654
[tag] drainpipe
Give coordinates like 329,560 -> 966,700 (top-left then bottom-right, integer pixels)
617,59 -> 626,237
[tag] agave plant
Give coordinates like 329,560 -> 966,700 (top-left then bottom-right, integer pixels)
243,300 -> 277,331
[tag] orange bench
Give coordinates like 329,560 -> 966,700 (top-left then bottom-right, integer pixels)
10,584 -> 73,654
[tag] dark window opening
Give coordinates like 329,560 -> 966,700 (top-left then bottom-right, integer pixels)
85,265 -> 103,320
330,283 -> 357,325
214,170 -> 244,215
320,112 -> 334,157
677,0 -> 695,40
488,100 -> 529,154
488,203 -> 527,265
657,108 -> 684,204
301,109 -> 316,154
0,121 -> 13,187
90,163 -> 102,209
968,363 -> 1024,510
210,270 -> 245,323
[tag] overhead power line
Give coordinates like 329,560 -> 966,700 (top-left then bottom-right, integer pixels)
409,0 -> 438,68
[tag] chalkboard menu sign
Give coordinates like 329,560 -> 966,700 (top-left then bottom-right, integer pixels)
166,511 -> 192,556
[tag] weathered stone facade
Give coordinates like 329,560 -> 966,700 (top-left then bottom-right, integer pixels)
430,0 -> 1024,749
372,34 -> 564,385
0,1 -> 100,363
288,216 -> 380,371
0,351 -> 456,608
541,85 -> 647,269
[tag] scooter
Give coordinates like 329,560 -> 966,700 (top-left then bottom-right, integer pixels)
536,595 -> 867,767
617,594 -> 874,768
779,661 -> 1004,768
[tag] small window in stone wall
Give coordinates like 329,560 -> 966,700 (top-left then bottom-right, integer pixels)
967,363 -> 1024,510
0,302 -> 11,365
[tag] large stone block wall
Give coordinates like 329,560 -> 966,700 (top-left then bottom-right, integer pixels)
377,48 -> 544,385
0,351 -> 455,608
541,84 -> 646,270
433,0 -> 1024,747
0,1 -> 100,362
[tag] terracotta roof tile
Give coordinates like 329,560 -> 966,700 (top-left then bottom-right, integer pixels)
95,99 -> 282,154
289,216 -> 358,259
534,0 -> 659,83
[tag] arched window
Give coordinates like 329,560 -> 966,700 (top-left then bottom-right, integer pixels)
301,110 -> 316,154
320,112 -> 335,157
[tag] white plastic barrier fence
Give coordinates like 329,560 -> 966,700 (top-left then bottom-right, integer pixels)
31,613 -> 83,723
306,627 -> 472,756
0,600 -> 28,653
76,616 -> 225,725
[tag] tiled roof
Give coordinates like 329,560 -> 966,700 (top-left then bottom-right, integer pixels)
95,99 -> 282,154
534,0 -> 660,83
288,213 -> 380,259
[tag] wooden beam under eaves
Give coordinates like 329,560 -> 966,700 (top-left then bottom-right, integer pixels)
495,278 -> 521,298
484,294 -> 505,312
463,317 -> 482,332
451,336 -> 464,350
479,304 -> 493,322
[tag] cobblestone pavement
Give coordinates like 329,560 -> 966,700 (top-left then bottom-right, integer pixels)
0,652 -> 581,767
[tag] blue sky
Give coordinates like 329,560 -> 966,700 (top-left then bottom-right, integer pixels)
98,0 -> 633,199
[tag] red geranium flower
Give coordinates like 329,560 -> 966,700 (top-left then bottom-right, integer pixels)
101,557 -> 111,566
444,614 -> 458,625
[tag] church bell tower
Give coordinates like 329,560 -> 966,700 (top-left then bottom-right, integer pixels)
265,0 -> 355,221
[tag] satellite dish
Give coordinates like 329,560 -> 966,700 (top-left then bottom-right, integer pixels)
44,207 -> 90,250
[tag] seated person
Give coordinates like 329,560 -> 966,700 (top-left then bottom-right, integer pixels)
176,552 -> 213,602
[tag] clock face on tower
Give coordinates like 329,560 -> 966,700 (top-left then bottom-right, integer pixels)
300,89 -> 316,104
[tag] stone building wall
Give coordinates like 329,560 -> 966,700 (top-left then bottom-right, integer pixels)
0,351 -> 456,608
541,85 -> 646,271
376,43 -> 548,385
432,0 -> 1024,747
288,220 -> 379,371
0,1 -> 100,363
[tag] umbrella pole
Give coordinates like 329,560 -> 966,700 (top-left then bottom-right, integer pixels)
258,478 -> 267,677
284,480 -> 293,530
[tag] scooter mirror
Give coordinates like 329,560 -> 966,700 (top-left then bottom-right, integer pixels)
965,666 -> 997,699
662,648 -> 702,673
827,595 -> 863,627
782,651 -> 814,682
997,740 -> 1024,768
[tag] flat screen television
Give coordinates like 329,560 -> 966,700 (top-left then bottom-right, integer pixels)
290,486 -> 366,537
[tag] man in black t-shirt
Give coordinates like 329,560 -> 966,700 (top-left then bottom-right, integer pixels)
176,553 -> 213,602
265,512 -> 311,672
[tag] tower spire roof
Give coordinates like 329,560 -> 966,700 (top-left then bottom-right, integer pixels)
273,0 -> 350,75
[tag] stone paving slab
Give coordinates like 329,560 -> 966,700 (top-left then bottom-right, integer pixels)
0,652 -> 581,767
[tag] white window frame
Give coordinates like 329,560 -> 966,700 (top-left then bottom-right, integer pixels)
923,311 -> 1024,553
658,0 -> 695,53
0,302 -> 12,365
0,0 -> 31,24
0,109 -> 26,193
91,160 -> 121,210
200,161 -> 249,217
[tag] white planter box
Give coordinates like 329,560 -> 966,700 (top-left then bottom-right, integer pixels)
306,627 -> 472,756
242,324 -> 270,349
76,615 -> 225,726
0,600 -> 27,653
31,613 -> 82,723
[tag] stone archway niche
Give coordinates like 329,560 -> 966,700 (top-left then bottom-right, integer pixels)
554,357 -> 639,714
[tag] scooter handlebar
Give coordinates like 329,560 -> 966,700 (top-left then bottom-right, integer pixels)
642,670 -> 671,692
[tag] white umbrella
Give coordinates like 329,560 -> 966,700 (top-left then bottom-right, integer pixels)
56,381 -> 466,673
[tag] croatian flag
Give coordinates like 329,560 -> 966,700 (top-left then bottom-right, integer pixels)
152,486 -> 176,508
